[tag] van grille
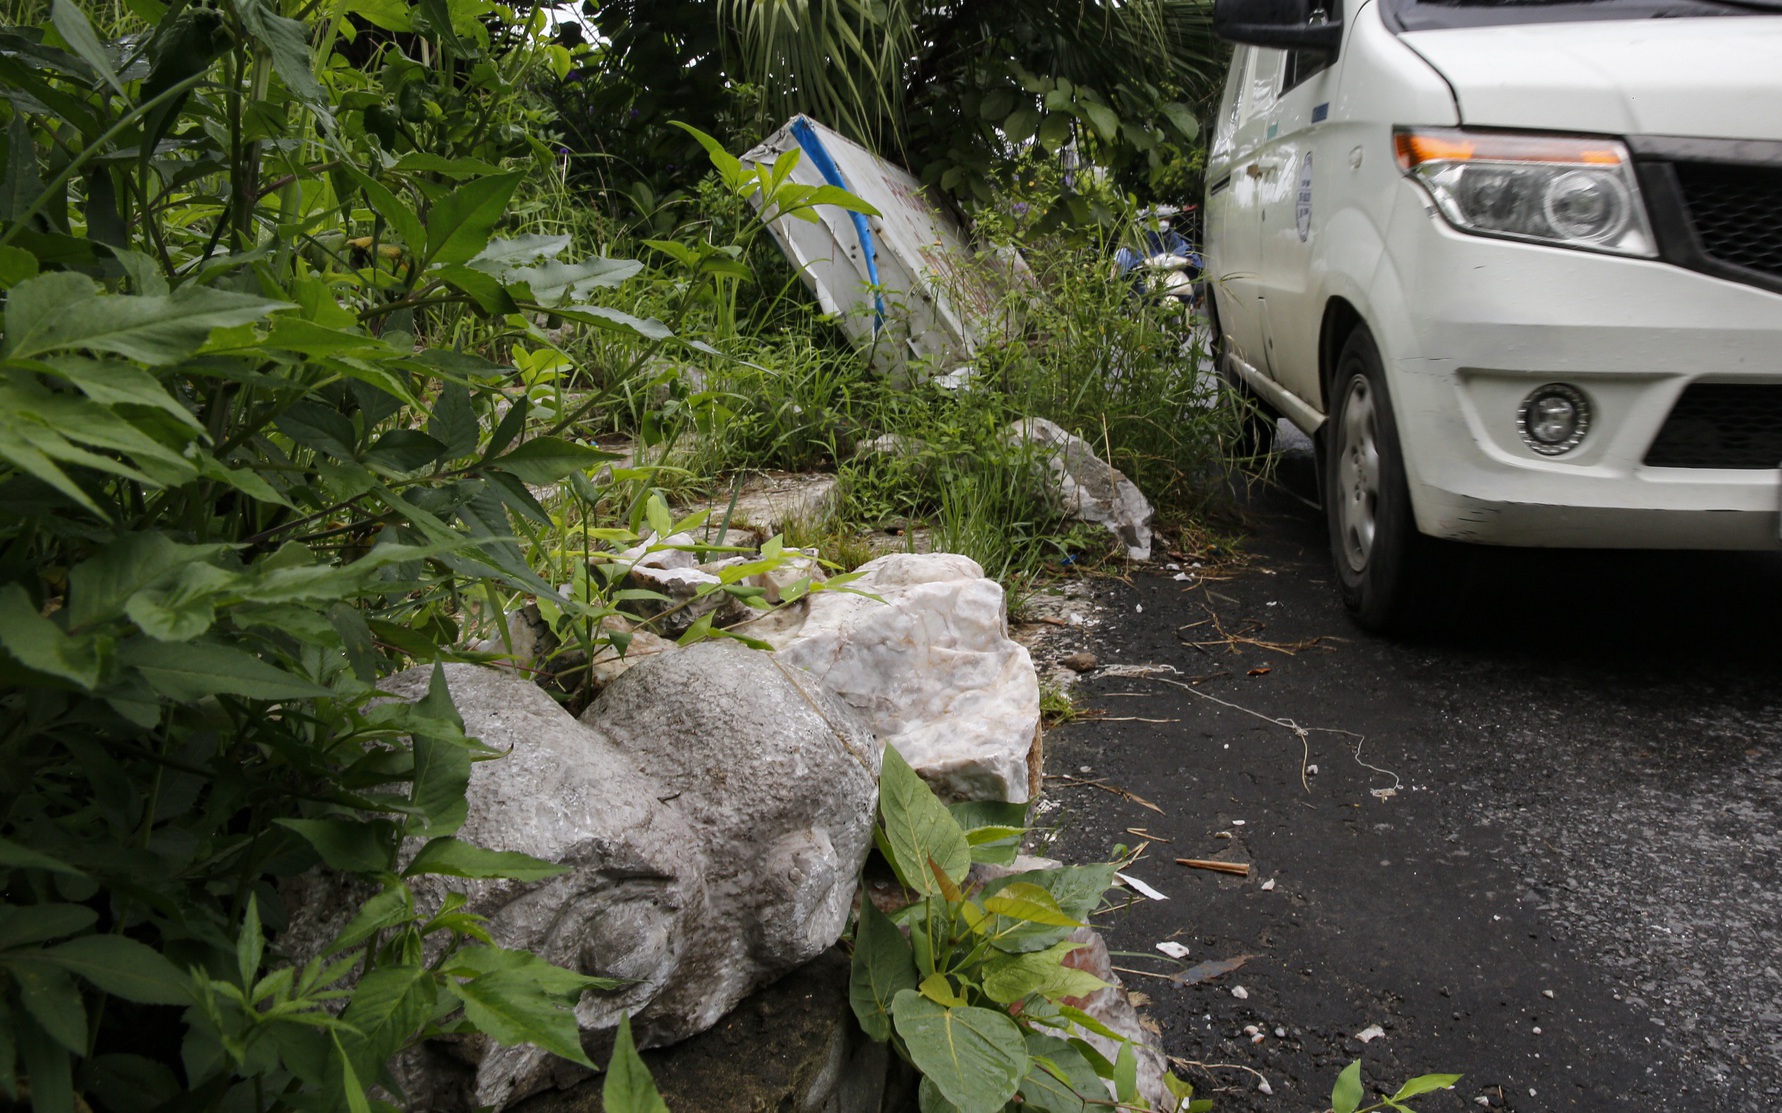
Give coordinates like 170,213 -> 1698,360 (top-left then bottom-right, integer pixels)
1644,383 -> 1782,470
1673,163 -> 1782,282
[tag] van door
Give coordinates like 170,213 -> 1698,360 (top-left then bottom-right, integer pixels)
1256,49 -> 1340,406
1207,46 -> 1285,378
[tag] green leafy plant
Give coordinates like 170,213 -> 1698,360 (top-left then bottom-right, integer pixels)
0,2 -> 807,1108
849,747 -> 1207,1112
1330,1059 -> 1462,1113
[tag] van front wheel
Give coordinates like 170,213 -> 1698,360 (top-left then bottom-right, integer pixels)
1325,326 -> 1444,632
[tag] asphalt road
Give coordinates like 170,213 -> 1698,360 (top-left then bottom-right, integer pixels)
1041,435 -> 1782,1112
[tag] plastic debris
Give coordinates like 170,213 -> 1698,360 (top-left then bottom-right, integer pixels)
1116,872 -> 1169,901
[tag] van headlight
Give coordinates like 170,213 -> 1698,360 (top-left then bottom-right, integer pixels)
1395,128 -> 1656,258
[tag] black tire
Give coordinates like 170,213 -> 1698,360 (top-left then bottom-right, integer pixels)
1324,324 -> 1448,633
1205,292 -> 1277,463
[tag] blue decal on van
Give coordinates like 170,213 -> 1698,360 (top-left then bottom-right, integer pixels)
1312,103 -> 1329,123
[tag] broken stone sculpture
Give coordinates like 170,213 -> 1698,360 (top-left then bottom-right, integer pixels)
285,640 -> 881,1110
1005,417 -> 1155,561
762,552 -> 1042,803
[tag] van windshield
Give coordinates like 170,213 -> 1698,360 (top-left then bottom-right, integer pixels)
1389,0 -> 1781,30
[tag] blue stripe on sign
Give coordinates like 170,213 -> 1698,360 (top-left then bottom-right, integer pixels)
789,116 -> 885,332
1312,103 -> 1329,123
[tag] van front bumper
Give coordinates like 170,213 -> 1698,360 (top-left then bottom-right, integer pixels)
1376,198 -> 1782,550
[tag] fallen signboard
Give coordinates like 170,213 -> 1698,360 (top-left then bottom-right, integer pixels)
741,116 -> 1028,379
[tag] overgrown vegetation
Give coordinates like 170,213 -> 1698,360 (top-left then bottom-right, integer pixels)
855,748 -> 1207,1113
0,0 -> 1243,1109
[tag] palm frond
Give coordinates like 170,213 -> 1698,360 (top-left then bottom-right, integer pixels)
719,0 -> 918,144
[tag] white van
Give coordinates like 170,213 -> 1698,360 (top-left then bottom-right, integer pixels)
1203,0 -> 1782,631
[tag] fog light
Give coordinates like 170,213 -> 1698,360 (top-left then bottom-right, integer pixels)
1518,383 -> 1590,456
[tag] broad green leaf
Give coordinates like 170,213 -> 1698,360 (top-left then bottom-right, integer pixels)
1037,113 -> 1073,154
3,273 -> 285,365
274,818 -> 395,874
9,959 -> 88,1053
918,1076 -> 962,1112
488,436 -> 619,486
980,941 -> 1107,1005
236,0 -> 327,104
670,121 -> 743,181
236,894 -> 265,989
0,244 -> 38,289
503,256 -> 643,305
389,153 -> 504,178
409,727 -> 471,838
0,584 -> 104,688
1055,1004 -> 1125,1044
434,263 -> 518,314
0,838 -> 83,877
117,639 -> 332,701
1004,106 -> 1041,144
1332,1059 -> 1364,1113
444,945 -> 615,995
342,166 -> 425,258
1079,101 -> 1120,143
331,1031 -> 373,1113
799,185 -> 881,217
1393,1073 -> 1462,1100
918,972 -> 967,1007
340,964 -> 435,1066
277,400 -> 360,460
43,935 -> 188,1005
980,864 -> 1116,954
340,0 -> 415,32
424,172 -> 523,266
123,562 -> 237,642
263,316 -> 385,357
326,882 -> 413,954
889,991 -> 1026,1113
848,899 -> 918,1042
1019,1033 -> 1103,1113
365,429 -> 448,473
31,355 -> 201,428
17,1019 -> 73,1113
877,744 -> 969,896
643,493 -> 673,541
470,235 -> 573,274
1113,1041 -> 1138,1104
403,837 -> 569,881
51,0 -> 125,94
981,882 -> 1080,928
603,1014 -> 669,1113
552,304 -> 673,340
427,381 -> 479,459
947,800 -> 1029,832
1161,102 -> 1200,143
450,968 -> 595,1068
0,905 -> 96,950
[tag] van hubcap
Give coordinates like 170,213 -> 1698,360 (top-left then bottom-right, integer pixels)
1337,375 -> 1381,573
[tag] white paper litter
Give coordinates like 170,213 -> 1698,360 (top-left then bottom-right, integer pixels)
1355,1024 -> 1386,1043
1115,872 -> 1169,901
1154,941 -> 1191,960
1260,878 -> 1276,891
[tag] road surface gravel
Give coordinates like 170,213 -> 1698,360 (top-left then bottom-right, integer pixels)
1042,441 -> 1782,1111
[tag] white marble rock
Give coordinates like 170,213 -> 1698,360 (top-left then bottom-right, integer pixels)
767,552 -> 1041,803
1005,417 -> 1155,561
